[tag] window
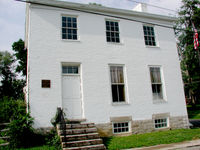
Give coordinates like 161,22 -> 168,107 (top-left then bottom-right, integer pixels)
149,67 -> 163,100
62,66 -> 79,74
106,20 -> 120,43
62,16 -> 77,40
154,118 -> 168,129
110,66 -> 125,102
143,25 -> 156,46
113,122 -> 129,133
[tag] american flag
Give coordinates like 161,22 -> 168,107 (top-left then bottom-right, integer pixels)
194,29 -> 199,50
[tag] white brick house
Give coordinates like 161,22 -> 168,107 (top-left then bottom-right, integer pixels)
25,0 -> 189,136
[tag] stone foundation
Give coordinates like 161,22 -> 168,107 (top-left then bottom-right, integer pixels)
96,115 -> 189,137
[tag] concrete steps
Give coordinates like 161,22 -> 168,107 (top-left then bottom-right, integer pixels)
0,123 -> 10,147
57,123 -> 106,150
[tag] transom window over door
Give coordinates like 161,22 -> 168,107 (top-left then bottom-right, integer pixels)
149,67 -> 163,100
106,20 -> 120,43
110,66 -> 125,102
62,16 -> 77,40
143,25 -> 156,46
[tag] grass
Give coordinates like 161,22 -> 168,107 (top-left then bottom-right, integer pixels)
0,145 -> 57,150
104,129 -> 200,150
187,105 -> 200,119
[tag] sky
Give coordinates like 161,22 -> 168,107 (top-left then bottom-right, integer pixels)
0,0 -> 182,53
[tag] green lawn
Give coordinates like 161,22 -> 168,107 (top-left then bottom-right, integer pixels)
0,145 -> 56,150
187,105 -> 200,119
104,129 -> 200,150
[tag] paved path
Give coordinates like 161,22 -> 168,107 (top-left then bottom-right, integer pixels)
129,139 -> 200,150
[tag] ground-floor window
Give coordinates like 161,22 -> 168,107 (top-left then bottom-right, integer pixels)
110,65 -> 126,102
154,118 -> 168,129
113,122 -> 129,133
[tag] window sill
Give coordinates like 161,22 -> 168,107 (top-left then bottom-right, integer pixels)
113,131 -> 132,136
145,45 -> 160,48
107,42 -> 124,45
62,39 -> 81,42
153,99 -> 167,104
155,127 -> 170,130
112,102 -> 130,106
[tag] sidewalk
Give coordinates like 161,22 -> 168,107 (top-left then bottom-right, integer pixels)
129,139 -> 200,150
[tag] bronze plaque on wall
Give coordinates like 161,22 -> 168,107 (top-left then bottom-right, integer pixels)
41,80 -> 51,88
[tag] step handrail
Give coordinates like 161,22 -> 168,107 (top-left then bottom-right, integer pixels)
57,107 -> 66,141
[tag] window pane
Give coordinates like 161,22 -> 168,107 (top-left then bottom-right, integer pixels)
72,18 -> 76,23
117,67 -> 124,83
152,84 -> 163,99
150,67 -> 161,83
62,22 -> 66,27
116,38 -> 120,43
62,34 -> 66,39
73,35 -> 77,40
62,16 -> 66,22
110,66 -> 117,83
112,85 -> 118,102
62,28 -> 66,33
118,85 -> 125,102
67,17 -> 71,22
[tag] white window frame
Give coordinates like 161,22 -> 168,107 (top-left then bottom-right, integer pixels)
154,118 -> 169,129
105,19 -> 120,43
149,66 -> 166,101
61,14 -> 79,41
112,122 -> 130,134
62,64 -> 80,76
143,24 -> 158,47
109,65 -> 127,103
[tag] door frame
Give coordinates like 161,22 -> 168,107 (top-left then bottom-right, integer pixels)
61,62 -> 84,119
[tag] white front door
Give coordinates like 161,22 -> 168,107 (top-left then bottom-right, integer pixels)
62,65 -> 82,119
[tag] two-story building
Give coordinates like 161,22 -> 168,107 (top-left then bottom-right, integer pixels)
25,0 -> 189,136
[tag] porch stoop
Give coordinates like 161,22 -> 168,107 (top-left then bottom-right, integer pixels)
57,123 -> 106,150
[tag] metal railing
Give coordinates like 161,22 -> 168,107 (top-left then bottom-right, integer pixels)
57,107 -> 66,141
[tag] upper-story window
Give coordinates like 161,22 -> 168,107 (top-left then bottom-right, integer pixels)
62,16 -> 77,40
149,67 -> 163,100
143,25 -> 156,46
110,66 -> 125,102
106,20 -> 120,43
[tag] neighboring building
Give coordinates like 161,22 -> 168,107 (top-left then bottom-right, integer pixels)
25,0 -> 189,136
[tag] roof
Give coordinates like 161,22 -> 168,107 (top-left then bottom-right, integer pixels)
27,0 -> 177,23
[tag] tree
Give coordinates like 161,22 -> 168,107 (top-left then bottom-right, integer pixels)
12,39 -> 27,77
0,51 -> 25,99
176,0 -> 200,105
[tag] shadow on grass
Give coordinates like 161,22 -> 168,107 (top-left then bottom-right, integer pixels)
102,137 -> 113,148
187,105 -> 200,119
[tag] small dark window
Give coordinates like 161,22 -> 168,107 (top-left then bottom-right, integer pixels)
62,16 -> 77,40
106,20 -> 120,43
143,25 -> 156,46
154,118 -> 168,128
42,80 -> 51,88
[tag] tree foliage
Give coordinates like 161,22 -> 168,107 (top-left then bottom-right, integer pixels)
12,39 -> 27,77
0,51 -> 25,100
176,0 -> 200,105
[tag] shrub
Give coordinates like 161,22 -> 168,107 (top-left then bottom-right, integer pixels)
8,113 -> 34,148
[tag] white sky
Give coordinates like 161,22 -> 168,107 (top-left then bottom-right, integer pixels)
0,0 -> 182,52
